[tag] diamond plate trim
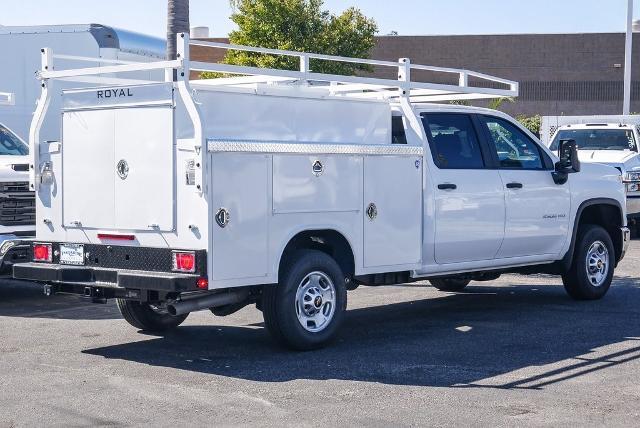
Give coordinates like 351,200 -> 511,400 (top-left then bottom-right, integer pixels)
207,139 -> 424,156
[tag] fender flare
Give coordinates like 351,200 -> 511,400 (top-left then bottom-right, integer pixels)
560,197 -> 624,271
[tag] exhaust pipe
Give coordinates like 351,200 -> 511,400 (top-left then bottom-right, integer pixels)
167,289 -> 250,316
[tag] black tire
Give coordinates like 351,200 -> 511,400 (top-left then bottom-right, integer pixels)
262,250 -> 347,351
562,224 -> 614,300
430,278 -> 471,292
116,299 -> 188,332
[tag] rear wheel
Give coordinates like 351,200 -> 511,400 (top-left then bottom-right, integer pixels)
430,278 -> 471,292
116,299 -> 188,332
562,224 -> 614,300
262,250 -> 347,351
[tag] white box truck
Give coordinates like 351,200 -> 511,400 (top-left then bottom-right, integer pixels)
14,35 -> 630,350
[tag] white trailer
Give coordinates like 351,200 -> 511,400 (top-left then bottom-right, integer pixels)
15,35 -> 629,350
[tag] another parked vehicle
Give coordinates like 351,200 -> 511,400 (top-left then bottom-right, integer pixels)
14,36 -> 629,350
0,122 -> 34,273
544,117 -> 640,226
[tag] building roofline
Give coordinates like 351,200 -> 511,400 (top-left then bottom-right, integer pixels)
376,31 -> 634,38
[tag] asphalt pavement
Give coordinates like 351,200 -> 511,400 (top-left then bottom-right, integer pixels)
1,242 -> 640,427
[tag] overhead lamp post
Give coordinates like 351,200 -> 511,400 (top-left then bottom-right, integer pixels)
623,0 -> 633,115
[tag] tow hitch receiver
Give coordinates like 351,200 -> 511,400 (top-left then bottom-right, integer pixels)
83,287 -> 107,304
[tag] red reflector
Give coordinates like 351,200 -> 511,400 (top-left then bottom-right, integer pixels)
172,251 -> 196,273
97,234 -> 136,241
33,243 -> 52,262
196,277 -> 208,290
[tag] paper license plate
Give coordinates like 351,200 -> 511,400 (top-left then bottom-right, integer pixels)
59,243 -> 85,265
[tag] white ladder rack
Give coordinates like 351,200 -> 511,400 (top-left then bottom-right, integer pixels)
36,33 -> 518,104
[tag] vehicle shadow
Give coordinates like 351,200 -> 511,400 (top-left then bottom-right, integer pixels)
83,279 -> 640,388
0,279 -> 121,320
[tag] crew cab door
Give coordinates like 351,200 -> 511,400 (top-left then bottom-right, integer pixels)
477,115 -> 570,257
422,113 -> 505,264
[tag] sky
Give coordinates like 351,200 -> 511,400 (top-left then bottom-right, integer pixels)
0,0 -> 638,38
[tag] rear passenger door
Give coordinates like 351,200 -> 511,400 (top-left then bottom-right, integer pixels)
478,115 -> 570,258
422,113 -> 505,264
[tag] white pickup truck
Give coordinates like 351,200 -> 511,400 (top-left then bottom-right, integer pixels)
0,122 -> 35,272
14,35 -> 630,350
545,119 -> 640,226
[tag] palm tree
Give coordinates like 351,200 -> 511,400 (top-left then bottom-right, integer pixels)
167,0 -> 190,62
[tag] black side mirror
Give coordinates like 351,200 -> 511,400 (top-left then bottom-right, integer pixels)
552,139 -> 580,184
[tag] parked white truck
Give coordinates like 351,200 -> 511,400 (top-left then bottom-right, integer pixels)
14,35 -> 630,350
0,122 -> 33,272
542,116 -> 640,227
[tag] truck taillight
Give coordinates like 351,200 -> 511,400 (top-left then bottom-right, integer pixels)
33,243 -> 52,262
172,251 -> 195,273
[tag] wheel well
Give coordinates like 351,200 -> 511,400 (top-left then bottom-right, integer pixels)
576,203 -> 623,263
279,230 -> 355,278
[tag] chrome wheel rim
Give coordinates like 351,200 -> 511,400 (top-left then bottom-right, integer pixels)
295,271 -> 336,333
586,240 -> 609,287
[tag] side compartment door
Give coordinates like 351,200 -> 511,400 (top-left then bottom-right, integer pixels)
210,153 -> 270,281
422,113 -> 506,264
363,155 -> 422,268
478,115 -> 570,257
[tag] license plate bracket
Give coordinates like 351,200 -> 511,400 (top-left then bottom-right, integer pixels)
59,243 -> 85,265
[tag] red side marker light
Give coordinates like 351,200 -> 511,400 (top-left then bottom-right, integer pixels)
196,277 -> 208,290
33,243 -> 52,262
172,251 -> 196,273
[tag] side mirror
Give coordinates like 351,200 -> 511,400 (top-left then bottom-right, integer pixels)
556,138 -> 580,173
552,139 -> 580,185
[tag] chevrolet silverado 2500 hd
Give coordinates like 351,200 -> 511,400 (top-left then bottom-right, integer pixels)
14,35 -> 630,350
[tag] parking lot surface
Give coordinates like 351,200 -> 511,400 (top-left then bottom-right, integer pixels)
1,242 -> 640,427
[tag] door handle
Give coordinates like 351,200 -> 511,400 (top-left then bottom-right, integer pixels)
437,183 -> 457,190
506,182 -> 523,189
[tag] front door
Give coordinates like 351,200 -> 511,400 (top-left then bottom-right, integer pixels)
422,113 -> 506,264
478,115 -> 570,258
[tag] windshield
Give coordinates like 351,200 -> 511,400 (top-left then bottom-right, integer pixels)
0,125 -> 28,156
550,129 -> 636,152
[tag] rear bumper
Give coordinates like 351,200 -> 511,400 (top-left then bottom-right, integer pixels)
13,262 -> 201,293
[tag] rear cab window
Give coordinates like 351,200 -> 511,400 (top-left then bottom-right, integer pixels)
421,113 -> 485,169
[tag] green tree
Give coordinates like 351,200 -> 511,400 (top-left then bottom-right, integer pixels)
516,114 -> 542,137
202,0 -> 377,78
487,97 -> 515,111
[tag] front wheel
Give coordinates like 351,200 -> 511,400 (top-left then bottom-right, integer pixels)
116,299 -> 188,332
262,250 -> 347,350
562,224 -> 614,300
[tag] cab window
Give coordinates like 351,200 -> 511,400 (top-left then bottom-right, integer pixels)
480,116 -> 543,169
421,113 -> 484,169
0,125 -> 29,156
